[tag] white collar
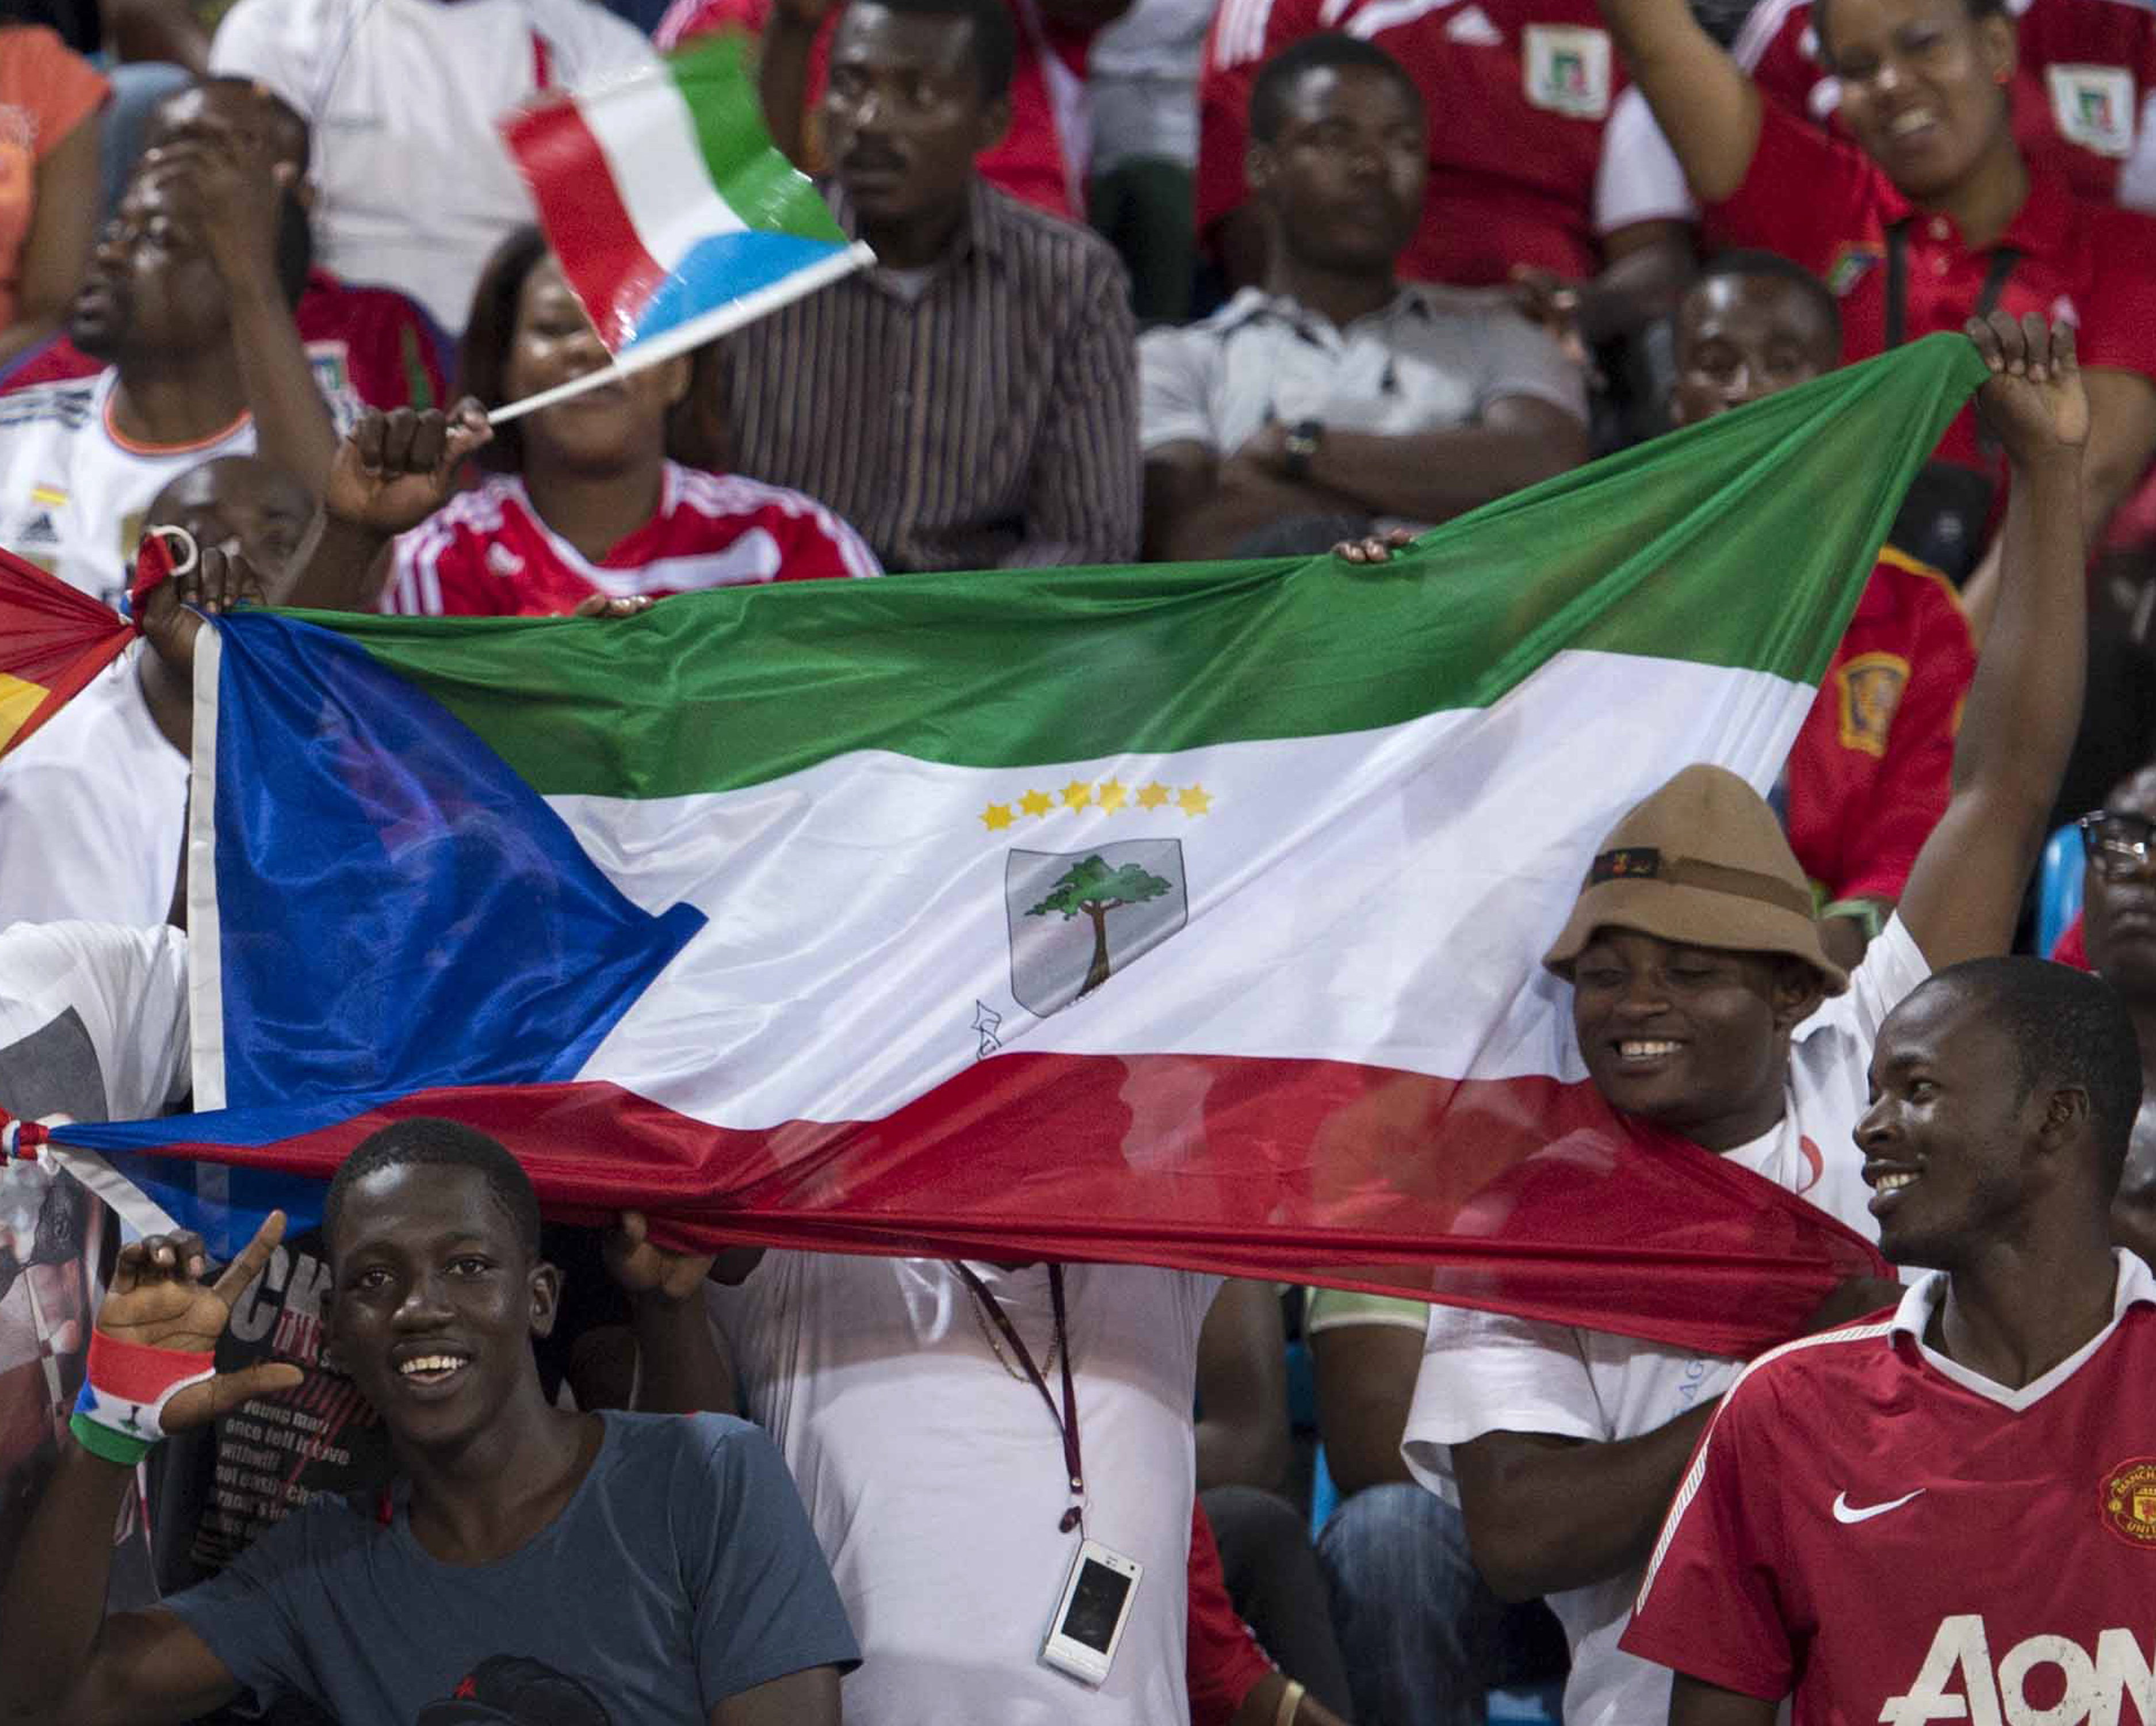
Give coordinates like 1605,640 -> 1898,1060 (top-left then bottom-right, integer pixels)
1890,1248 -> 2156,1411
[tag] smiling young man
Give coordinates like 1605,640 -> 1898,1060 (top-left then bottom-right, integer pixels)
1140,35 -> 1589,561
1621,958 -> 2150,1726
1400,311 -> 2089,1726
0,1119 -> 857,1725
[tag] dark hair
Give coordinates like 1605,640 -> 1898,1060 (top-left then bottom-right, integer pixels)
1249,34 -> 1423,144
849,0 -> 1015,102
1813,0 -> 2007,58
1931,957 -> 2146,1189
322,1118 -> 542,1262
1689,248 -> 1844,346
455,225 -> 723,475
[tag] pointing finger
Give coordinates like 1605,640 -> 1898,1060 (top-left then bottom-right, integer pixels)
209,1211 -> 288,1307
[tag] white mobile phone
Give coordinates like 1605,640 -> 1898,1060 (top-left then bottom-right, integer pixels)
1039,1539 -> 1144,1687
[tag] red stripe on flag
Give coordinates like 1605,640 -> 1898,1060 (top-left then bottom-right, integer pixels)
499,96 -> 666,351
0,547 -> 135,757
122,1053 -> 1890,1361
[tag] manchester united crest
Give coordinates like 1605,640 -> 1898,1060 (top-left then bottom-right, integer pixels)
2101,1456 -> 2156,1546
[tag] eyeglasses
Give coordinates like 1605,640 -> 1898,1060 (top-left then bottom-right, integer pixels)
2077,809 -> 2156,880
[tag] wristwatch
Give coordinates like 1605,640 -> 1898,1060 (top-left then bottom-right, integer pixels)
1283,418 -> 1324,482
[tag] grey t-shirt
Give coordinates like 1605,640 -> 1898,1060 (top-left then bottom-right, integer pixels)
163,1411 -> 858,1724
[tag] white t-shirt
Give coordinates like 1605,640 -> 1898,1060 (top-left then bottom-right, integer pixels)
0,643 -> 188,930
708,1254 -> 1221,1726
0,374 -> 257,612
0,920 -> 190,1126
211,0 -> 655,331
1089,0 -> 1215,170
1401,912 -> 1932,1726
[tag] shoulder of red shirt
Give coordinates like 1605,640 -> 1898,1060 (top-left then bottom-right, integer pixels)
1860,546 -> 1968,632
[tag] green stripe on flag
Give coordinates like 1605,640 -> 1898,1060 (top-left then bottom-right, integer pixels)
670,32 -> 847,240
296,334 -> 1989,800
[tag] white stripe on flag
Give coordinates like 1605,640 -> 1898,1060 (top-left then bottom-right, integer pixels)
556,650 -> 1813,1133
579,72 -> 744,277
189,627 -> 228,1112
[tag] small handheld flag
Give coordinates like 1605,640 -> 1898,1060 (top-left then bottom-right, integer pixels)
496,33 -> 873,423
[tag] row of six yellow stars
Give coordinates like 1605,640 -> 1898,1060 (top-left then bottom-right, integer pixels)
980,780 -> 1213,830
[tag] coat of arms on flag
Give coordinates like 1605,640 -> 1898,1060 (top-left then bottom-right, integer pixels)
1008,842 -> 1190,1017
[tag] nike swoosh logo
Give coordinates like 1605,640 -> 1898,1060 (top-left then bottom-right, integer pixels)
1832,1488 -> 1925,1524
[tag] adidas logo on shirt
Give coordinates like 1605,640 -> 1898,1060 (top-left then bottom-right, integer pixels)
17,511 -> 57,547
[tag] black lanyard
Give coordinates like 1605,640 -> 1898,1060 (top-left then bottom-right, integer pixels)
953,1262 -> 1085,1533
1883,222 -> 2023,349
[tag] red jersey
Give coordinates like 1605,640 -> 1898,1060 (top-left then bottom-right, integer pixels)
653,0 -> 1096,220
1197,0 -> 1694,286
1786,549 -> 1974,906
381,463 -> 881,617
0,268 -> 449,411
1706,96 -> 2156,483
1738,0 -> 2156,210
1623,1255 -> 2156,1726
1186,1498 -> 1275,1726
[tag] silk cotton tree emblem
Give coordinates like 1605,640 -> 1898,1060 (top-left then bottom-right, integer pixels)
1005,840 -> 1189,1018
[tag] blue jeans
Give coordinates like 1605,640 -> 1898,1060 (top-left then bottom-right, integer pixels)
1316,1484 -> 1565,1726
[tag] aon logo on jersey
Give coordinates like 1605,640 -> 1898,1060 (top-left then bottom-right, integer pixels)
1883,1616 -> 2156,1726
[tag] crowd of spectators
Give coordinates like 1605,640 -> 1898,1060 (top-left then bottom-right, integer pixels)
0,0 -> 2153,1716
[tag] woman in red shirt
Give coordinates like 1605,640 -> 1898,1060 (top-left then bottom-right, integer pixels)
328,226 -> 879,617
1600,0 -> 2156,614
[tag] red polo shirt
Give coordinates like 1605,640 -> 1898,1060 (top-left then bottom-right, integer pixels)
1196,0 -> 1691,286
653,0 -> 1095,221
1784,547 -> 1975,907
1706,96 -> 2156,486
1740,0 -> 2156,209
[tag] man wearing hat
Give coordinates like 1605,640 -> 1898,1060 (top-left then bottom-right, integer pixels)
1399,312 -> 2092,1726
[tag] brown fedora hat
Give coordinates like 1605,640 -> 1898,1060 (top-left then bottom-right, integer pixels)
1542,764 -> 1848,994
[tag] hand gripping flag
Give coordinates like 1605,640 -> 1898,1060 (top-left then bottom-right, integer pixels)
44,338 -> 1993,1360
495,33 -> 872,422
0,533 -> 184,758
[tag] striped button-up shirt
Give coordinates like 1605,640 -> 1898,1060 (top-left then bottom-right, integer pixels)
714,179 -> 1141,572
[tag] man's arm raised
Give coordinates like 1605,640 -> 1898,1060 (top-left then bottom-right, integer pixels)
1896,314 -> 2089,971
0,1215 -> 303,1726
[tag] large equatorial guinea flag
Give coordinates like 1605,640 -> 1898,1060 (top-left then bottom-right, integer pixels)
49,337 -> 1989,1359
